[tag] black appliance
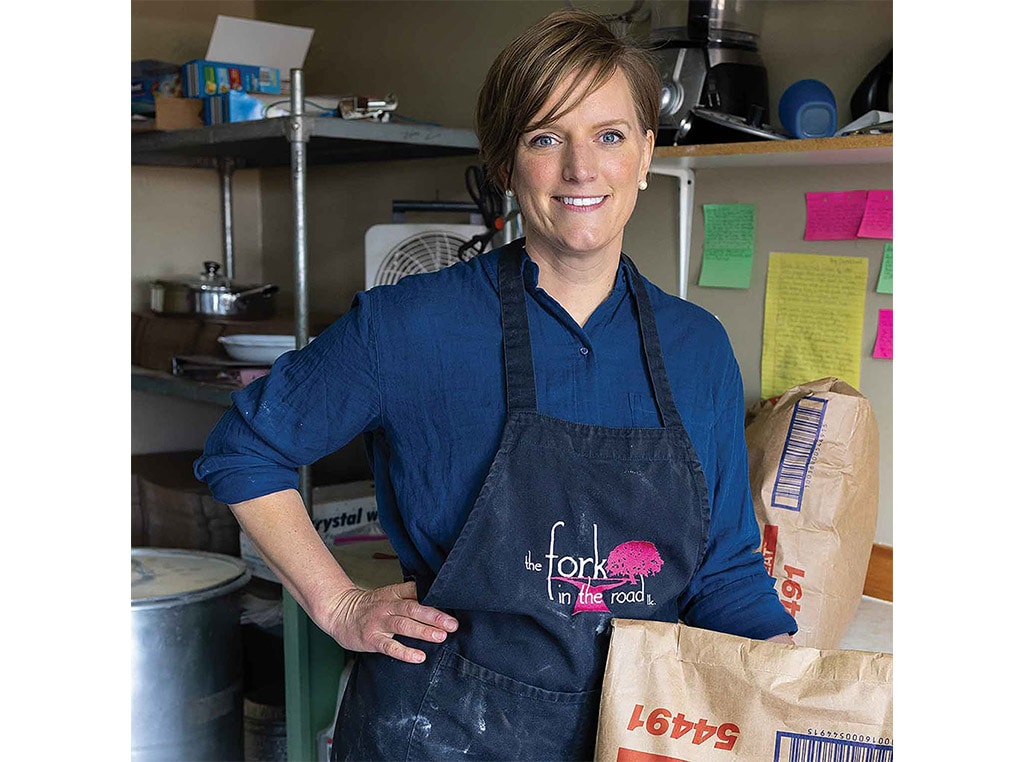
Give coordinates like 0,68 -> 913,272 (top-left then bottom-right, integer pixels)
652,0 -> 772,145
850,49 -> 893,120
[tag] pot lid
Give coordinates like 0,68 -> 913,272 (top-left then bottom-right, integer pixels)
152,261 -> 260,293
132,548 -> 249,605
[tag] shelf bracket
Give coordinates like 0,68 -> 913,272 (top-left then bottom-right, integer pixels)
648,164 -> 695,300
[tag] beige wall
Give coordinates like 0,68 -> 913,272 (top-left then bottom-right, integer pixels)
131,1 -> 893,542
672,165 -> 891,545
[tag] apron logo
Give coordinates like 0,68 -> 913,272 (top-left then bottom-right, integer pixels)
523,521 -> 663,615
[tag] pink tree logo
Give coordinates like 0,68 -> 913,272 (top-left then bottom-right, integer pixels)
607,541 -> 664,598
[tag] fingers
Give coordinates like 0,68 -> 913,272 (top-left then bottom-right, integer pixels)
328,582 -> 459,665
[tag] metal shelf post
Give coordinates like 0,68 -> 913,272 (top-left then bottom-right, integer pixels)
218,157 -> 236,279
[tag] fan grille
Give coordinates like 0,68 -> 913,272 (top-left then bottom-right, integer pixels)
374,231 -> 470,287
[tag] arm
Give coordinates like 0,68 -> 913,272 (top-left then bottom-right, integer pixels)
196,294 -> 457,663
231,488 -> 456,663
678,344 -> 797,641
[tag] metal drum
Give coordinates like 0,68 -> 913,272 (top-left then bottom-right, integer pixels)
131,548 -> 251,761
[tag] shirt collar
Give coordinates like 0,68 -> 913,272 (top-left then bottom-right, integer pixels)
516,241 -> 631,295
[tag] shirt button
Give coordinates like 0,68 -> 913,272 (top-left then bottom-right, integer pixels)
579,346 -> 589,356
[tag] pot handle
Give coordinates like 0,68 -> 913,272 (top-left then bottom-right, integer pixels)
234,284 -> 280,301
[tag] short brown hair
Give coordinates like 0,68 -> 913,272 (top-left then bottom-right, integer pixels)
475,8 -> 660,189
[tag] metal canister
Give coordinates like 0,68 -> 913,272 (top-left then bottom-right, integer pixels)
131,548 -> 251,761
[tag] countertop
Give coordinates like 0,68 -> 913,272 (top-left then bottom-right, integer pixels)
839,595 -> 893,653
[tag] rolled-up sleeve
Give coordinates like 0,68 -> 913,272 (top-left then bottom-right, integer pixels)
194,292 -> 382,505
679,353 -> 797,640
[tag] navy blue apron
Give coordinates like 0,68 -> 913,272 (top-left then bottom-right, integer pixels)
332,245 -> 711,761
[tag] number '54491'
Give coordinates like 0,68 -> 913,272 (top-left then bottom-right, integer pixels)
626,703 -> 740,751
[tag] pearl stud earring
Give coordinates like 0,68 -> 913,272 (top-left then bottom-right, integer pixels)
638,179 -> 648,191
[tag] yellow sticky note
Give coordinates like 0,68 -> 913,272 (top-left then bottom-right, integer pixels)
761,252 -> 869,399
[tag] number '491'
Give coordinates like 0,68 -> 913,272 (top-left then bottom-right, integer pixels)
626,704 -> 740,751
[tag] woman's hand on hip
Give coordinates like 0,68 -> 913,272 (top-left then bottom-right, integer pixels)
319,581 -> 459,664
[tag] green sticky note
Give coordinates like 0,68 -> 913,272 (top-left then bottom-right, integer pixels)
698,204 -> 756,289
876,243 -> 893,294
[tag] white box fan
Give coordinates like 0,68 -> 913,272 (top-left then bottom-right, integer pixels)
364,224 -> 490,290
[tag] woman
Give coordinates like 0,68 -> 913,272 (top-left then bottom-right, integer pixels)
195,9 -> 796,760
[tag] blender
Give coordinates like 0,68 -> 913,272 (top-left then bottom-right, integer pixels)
651,0 -> 778,145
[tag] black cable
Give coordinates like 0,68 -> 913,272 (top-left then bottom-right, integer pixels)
458,165 -> 507,260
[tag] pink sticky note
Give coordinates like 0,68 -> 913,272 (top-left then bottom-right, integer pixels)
804,190 -> 869,240
872,309 -> 893,359
858,189 -> 893,239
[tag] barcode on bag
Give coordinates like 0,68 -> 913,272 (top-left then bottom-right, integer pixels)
775,732 -> 893,762
770,396 -> 827,511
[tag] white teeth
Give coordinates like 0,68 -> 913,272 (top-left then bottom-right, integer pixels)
558,196 -> 604,207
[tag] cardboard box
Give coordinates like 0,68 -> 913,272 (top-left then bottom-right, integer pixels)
240,480 -> 386,582
182,59 -> 281,97
154,96 -> 204,131
132,451 -> 240,555
132,59 -> 183,115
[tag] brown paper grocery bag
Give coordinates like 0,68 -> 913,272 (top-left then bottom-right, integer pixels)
745,377 -> 880,649
595,619 -> 893,762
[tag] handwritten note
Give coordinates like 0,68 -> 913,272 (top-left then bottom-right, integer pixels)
698,204 -> 756,288
761,252 -> 869,399
804,191 -> 869,240
876,243 -> 893,293
872,309 -> 893,359
858,189 -> 893,239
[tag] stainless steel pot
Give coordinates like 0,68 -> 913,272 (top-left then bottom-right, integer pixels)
150,261 -> 279,319
131,548 -> 251,762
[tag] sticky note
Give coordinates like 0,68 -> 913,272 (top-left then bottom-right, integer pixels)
873,309 -> 893,359
804,191 -> 869,240
876,243 -> 893,294
761,252 -> 869,399
858,189 -> 893,239
698,204 -> 756,289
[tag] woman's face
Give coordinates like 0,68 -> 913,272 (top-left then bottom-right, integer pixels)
509,67 -> 654,265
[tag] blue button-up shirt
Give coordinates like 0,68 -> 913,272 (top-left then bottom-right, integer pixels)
195,243 -> 796,640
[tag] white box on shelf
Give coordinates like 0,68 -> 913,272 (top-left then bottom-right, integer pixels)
239,480 -> 386,582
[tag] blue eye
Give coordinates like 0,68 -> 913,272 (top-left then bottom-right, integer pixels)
599,131 -> 624,144
529,134 -> 557,147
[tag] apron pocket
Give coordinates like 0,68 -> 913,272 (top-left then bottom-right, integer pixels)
407,647 -> 600,761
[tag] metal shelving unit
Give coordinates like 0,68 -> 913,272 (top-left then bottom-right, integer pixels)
132,69 -> 479,761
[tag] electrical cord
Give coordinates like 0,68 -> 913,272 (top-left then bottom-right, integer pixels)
458,165 -> 507,260
260,98 -> 338,118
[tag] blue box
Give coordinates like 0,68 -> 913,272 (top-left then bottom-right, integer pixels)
182,59 -> 281,97
204,91 -> 273,125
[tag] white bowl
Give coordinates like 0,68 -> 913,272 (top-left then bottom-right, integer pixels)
218,334 -> 314,364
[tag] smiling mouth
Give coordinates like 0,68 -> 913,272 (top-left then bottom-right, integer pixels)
556,196 -> 607,209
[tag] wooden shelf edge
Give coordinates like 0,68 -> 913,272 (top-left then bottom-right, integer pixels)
862,543 -> 893,602
654,133 -> 892,160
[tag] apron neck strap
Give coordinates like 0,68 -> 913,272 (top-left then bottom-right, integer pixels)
621,254 -> 684,429
498,245 -> 683,428
498,245 -> 538,413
